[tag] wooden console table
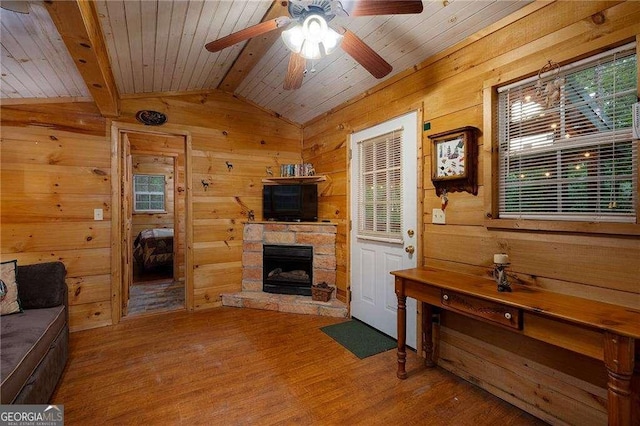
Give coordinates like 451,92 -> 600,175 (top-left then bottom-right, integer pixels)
392,267 -> 640,426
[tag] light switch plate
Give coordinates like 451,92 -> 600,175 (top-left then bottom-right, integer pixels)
94,208 -> 103,221
432,208 -> 446,225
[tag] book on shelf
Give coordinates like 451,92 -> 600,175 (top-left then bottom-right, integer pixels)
280,163 -> 315,177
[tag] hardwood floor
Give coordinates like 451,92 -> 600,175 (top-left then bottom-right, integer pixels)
127,280 -> 185,316
52,308 -> 546,425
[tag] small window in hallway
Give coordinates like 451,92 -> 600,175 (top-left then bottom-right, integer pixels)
133,174 -> 166,212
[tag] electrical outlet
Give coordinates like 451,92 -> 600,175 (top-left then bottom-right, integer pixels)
432,208 -> 446,225
94,208 -> 103,221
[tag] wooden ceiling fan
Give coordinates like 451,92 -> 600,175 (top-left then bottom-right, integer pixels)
205,0 -> 424,90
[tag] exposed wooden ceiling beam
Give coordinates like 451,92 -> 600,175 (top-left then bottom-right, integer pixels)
44,0 -> 119,117
218,0 -> 289,93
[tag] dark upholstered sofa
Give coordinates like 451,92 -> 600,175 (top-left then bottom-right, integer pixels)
0,261 -> 69,404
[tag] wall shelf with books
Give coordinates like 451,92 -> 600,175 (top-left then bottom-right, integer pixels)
262,176 -> 327,185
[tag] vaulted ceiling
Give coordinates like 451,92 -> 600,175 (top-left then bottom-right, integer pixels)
1,0 -> 532,124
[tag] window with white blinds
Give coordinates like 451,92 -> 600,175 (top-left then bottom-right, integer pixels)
497,44 -> 637,223
357,129 -> 403,242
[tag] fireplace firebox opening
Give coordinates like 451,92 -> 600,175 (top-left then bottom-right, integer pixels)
263,245 -> 313,296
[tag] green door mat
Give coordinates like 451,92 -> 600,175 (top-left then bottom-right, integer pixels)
320,319 -> 396,359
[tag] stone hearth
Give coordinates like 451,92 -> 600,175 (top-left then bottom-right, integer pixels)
221,222 -> 347,318
222,292 -> 347,317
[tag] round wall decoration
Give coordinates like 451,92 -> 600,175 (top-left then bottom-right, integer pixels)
135,110 -> 167,126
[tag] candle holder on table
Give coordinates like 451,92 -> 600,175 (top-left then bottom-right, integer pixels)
493,254 -> 511,292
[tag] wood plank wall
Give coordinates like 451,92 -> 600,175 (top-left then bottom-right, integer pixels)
302,2 -> 640,423
1,91 -> 301,329
118,92 -> 301,311
0,102 -> 112,332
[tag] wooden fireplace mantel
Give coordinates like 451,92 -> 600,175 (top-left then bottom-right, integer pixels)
392,267 -> 640,426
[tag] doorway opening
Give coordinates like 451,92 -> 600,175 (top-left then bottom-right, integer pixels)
128,153 -> 183,316
114,127 -> 191,320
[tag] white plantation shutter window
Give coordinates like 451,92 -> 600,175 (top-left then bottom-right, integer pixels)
357,128 -> 403,243
498,44 -> 637,223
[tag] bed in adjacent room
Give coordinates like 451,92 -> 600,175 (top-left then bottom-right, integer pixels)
133,228 -> 174,270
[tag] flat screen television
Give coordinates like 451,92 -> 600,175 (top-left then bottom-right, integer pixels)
263,184 -> 318,222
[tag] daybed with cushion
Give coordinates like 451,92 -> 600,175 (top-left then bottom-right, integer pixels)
0,261 -> 69,404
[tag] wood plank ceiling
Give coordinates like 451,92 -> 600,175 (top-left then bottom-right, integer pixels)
0,2 -> 90,101
1,0 -> 532,125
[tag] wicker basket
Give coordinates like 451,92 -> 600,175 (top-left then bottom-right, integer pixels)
311,284 -> 334,302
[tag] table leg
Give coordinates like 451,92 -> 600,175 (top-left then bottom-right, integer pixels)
397,293 -> 407,379
604,332 -> 635,426
422,302 -> 435,368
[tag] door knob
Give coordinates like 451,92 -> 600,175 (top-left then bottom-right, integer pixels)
405,245 -> 415,254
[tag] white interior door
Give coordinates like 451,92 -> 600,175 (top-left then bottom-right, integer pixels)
350,111 -> 418,348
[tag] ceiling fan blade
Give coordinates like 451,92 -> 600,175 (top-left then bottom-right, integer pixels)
205,17 -> 290,53
283,52 -> 306,90
0,0 -> 30,13
340,29 -> 392,79
343,0 -> 423,17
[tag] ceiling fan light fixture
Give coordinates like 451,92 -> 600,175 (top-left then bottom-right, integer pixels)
281,14 -> 343,60
282,24 -> 305,53
301,40 -> 322,60
302,15 -> 328,43
321,28 -> 343,56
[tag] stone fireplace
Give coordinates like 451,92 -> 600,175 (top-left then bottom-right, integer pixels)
221,222 -> 346,317
241,222 -> 337,292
